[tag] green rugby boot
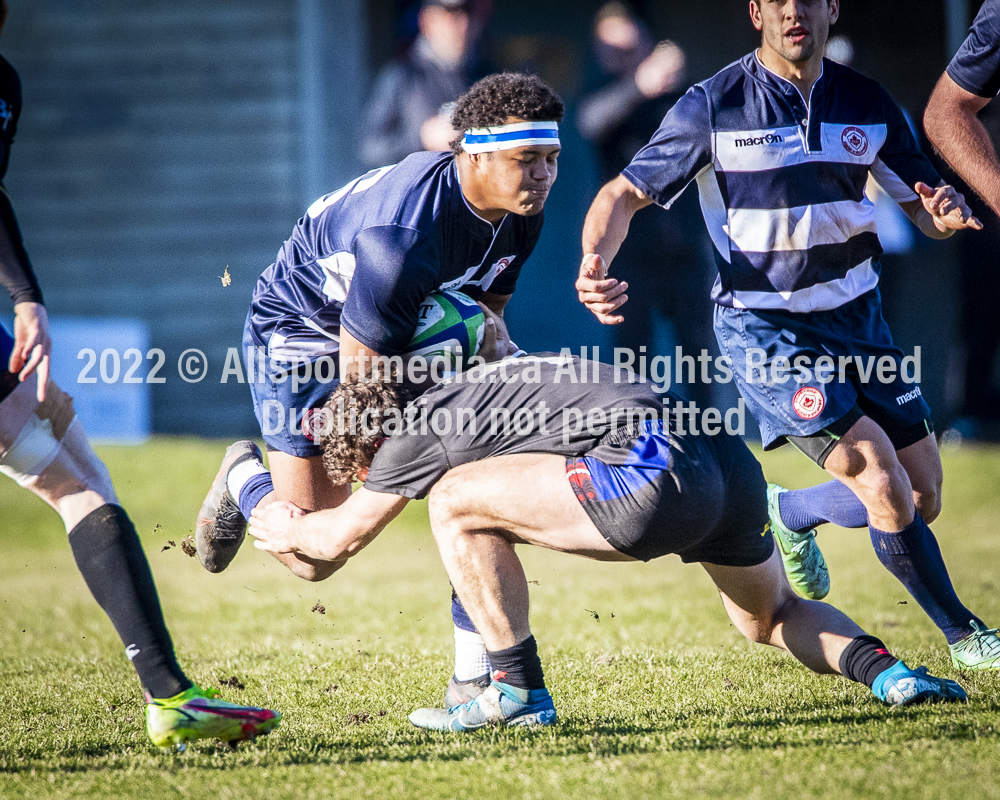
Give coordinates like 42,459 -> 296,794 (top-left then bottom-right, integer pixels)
767,483 -> 830,600
950,620 -> 1000,670
145,685 -> 281,749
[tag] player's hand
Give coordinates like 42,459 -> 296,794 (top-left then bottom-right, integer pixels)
477,302 -> 514,362
11,302 -> 52,402
248,500 -> 308,555
635,41 -> 686,99
576,253 -> 628,325
915,182 -> 983,231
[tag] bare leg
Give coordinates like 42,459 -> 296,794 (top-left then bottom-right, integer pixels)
427,453 -> 633,651
702,546 -> 864,674
895,433 -> 943,523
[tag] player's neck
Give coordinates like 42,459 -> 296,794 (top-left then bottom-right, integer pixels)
456,158 -> 508,224
756,46 -> 823,99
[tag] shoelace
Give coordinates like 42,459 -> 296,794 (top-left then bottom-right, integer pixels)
966,622 -> 1000,656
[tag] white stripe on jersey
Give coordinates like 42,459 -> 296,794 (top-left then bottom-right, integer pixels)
267,330 -> 339,361
307,164 -> 398,219
318,251 -> 357,303
870,156 -> 919,203
715,123 -> 887,172
727,198 -> 877,253
697,167 -> 732,264
730,257 -> 879,313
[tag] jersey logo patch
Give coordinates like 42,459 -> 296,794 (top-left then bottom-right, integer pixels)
492,255 -> 515,276
841,126 -> 869,157
792,386 -> 825,420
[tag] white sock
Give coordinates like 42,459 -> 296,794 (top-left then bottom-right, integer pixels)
453,626 -> 491,680
226,458 -> 269,502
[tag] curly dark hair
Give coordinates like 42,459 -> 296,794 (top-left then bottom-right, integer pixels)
450,72 -> 565,154
319,374 -> 415,485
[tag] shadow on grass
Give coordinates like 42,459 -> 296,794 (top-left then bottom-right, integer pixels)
2,700 -> 991,774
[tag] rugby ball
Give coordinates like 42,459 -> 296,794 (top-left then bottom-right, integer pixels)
405,289 -> 485,369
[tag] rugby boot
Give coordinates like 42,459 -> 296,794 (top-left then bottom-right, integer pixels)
146,684 -> 281,749
871,662 -> 967,706
410,676 -> 556,732
767,483 -> 830,600
950,620 -> 1000,670
195,441 -> 262,572
444,673 -> 490,706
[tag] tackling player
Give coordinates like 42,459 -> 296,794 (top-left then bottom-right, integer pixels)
195,72 -> 563,700
0,0 -> 279,749
574,0 -> 1000,671
247,355 -> 967,730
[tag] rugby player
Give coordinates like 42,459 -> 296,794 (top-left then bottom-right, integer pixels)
247,355 -> 967,730
195,72 -> 563,700
575,0 -> 1000,670
925,0 -> 1000,216
0,0 -> 279,748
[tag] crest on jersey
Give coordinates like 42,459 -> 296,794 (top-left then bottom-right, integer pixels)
492,255 -> 515,276
792,386 -> 825,420
841,126 -> 869,157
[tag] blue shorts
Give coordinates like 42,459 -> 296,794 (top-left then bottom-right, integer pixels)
567,419 -> 773,566
0,324 -> 18,403
714,289 -> 932,451
243,320 -> 340,458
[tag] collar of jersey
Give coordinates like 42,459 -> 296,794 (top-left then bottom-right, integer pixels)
744,51 -> 827,109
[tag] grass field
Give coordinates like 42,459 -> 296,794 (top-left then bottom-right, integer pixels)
1,438 -> 999,800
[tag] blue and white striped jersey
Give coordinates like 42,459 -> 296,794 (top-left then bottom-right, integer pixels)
623,53 -> 939,314
248,151 -> 542,360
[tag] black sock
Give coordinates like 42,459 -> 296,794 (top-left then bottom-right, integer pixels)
68,505 -> 192,699
838,635 -> 900,688
487,635 -> 545,690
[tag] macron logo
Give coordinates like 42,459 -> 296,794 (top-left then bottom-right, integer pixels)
734,133 -> 783,148
126,644 -> 140,660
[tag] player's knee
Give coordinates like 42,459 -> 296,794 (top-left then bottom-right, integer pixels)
427,472 -> 464,532
287,558 -> 339,582
914,486 -> 942,523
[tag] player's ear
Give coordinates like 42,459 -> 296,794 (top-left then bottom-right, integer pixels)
828,0 -> 840,25
355,466 -> 369,483
749,0 -> 763,31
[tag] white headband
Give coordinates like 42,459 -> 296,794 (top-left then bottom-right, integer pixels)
461,121 -> 560,154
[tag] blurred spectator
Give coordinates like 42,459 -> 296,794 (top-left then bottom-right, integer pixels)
577,2 -> 713,404
359,0 -> 491,169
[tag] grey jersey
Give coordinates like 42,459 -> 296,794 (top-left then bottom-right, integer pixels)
364,354 -> 672,499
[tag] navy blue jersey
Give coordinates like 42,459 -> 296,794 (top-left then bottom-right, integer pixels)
248,151 -> 542,361
948,0 -> 1000,98
623,54 -> 939,314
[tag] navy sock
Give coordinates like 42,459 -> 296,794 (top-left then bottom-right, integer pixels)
838,635 -> 899,688
68,505 -> 192,699
487,635 -> 545,690
869,514 -> 981,644
779,480 -> 869,532
238,472 -> 274,520
451,588 -> 478,633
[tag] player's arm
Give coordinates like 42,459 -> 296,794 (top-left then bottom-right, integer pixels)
1,198 -> 50,400
577,84 -> 712,326
576,175 -> 652,325
925,73 -> 1000,216
247,486 -> 409,564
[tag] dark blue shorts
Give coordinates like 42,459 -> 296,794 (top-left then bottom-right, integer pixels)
0,324 -> 18,403
243,319 -> 340,458
566,419 -> 773,566
714,289 -> 932,450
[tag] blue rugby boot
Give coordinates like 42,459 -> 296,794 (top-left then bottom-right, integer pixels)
410,677 -> 557,732
871,661 -> 967,706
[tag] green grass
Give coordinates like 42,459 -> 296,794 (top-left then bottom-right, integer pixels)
2,438 -> 999,799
